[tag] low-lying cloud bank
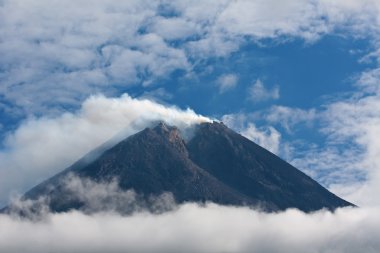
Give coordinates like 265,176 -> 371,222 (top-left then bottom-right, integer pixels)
0,204 -> 379,253
6,174 -> 177,218
2,176 -> 379,253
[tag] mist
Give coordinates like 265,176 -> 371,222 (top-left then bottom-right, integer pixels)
2,175 -> 379,253
0,204 -> 379,253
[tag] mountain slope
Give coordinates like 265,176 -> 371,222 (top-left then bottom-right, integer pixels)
187,122 -> 352,212
15,121 -> 353,213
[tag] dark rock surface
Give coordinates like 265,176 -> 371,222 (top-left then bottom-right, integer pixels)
187,122 -> 353,212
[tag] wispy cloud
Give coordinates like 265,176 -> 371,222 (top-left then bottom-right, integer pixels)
264,105 -> 317,133
284,68 -> 380,206
222,113 -> 281,154
318,89 -> 380,206
216,74 -> 238,93
248,79 -> 280,102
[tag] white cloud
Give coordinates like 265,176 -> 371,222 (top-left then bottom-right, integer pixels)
0,0 -> 190,115
291,146 -> 365,188
283,67 -> 380,207
3,175 -> 379,253
356,67 -> 380,94
216,73 -> 238,93
2,0 -> 380,116
248,79 -> 280,102
147,17 -> 200,41
319,92 -> 380,206
216,0 -> 323,39
241,124 -> 281,154
6,174 -> 176,217
139,88 -> 173,103
0,204 -> 379,253
264,105 -> 317,132
222,113 -> 281,154
0,94 -> 211,206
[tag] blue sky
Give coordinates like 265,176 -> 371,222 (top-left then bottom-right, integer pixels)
1,0 -> 380,209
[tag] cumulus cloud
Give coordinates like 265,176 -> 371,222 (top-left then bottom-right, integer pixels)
0,204 -> 379,253
0,94 -> 211,206
0,0 -> 190,115
147,16 -> 200,41
216,73 -> 238,93
1,0 -> 380,117
248,79 -> 280,103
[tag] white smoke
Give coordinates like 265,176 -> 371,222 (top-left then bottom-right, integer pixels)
0,94 -> 211,206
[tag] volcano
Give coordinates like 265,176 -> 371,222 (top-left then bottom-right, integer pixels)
13,121 -> 353,213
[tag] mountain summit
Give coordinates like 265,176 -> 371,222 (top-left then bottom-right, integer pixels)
14,121 -> 353,213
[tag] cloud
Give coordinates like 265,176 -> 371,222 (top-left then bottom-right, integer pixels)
0,94 -> 211,206
215,0 -> 324,39
222,113 -> 281,154
281,67 -> 380,206
0,0 -> 190,116
0,204 -> 379,253
264,106 -> 317,133
2,174 -> 380,252
291,145 -> 365,189
2,0 -> 380,117
147,16 -> 200,41
2,174 -> 379,253
248,79 -> 280,103
241,124 -> 281,155
221,75 -> 380,207
319,91 -> 380,206
139,88 -> 173,103
7,174 -> 176,217
216,73 -> 238,93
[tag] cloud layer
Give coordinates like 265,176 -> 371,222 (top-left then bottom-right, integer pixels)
2,174 -> 379,253
1,0 -> 380,116
0,204 -> 379,253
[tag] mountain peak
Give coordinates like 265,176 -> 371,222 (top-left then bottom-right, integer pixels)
12,121 -> 354,214
150,122 -> 186,154
198,121 -> 231,134
153,121 -> 179,136
154,121 -> 170,131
